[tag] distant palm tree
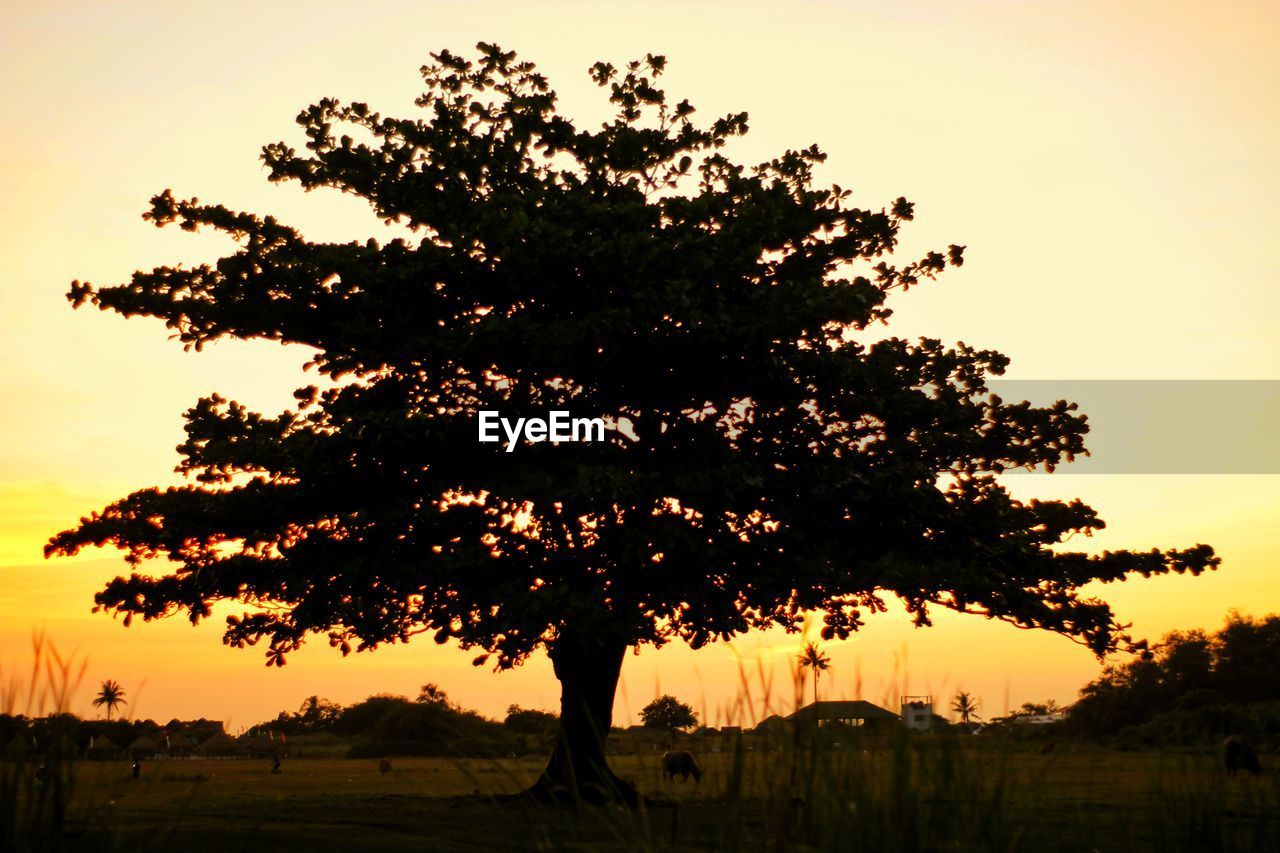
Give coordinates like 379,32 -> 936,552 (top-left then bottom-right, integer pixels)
950,690 -> 980,724
93,679 -> 127,721
797,642 -> 831,705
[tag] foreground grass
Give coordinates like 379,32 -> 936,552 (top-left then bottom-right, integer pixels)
24,742 -> 1278,852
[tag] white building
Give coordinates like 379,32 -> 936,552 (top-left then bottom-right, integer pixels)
900,695 -> 934,731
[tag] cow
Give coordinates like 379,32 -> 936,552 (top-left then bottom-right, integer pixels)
1224,735 -> 1263,776
661,750 -> 703,784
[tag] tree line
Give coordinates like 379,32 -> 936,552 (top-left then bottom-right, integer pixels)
262,687 -> 700,758
1067,611 -> 1280,747
260,684 -> 552,758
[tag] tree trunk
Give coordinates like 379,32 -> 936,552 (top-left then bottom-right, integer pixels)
525,630 -> 640,805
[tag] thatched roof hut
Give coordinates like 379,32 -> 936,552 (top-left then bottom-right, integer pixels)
197,731 -> 239,757
127,734 -> 160,757
162,728 -> 203,757
787,700 -> 898,726
86,734 -> 122,759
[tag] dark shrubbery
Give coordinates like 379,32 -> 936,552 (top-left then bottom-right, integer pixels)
258,687 -> 534,758
503,705 -> 559,755
503,706 -> 558,739
1069,611 -> 1280,747
1120,700 -> 1280,748
268,696 -> 344,735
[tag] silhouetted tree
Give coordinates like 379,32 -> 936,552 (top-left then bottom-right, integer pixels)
1070,611 -> 1280,741
1028,700 -> 1061,716
950,690 -> 980,724
415,683 -> 453,707
92,681 -> 126,722
47,44 -> 1217,803
798,642 -> 832,705
504,705 -> 558,740
324,692 -> 515,756
272,695 -> 342,734
640,695 -> 698,735
1212,611 -> 1280,703
331,695 -> 410,737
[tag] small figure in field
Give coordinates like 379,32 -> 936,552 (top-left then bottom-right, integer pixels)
131,760 -> 141,779
1040,742 -> 1056,755
378,758 -> 392,774
1224,735 -> 1262,776
270,753 -> 282,774
661,750 -> 703,784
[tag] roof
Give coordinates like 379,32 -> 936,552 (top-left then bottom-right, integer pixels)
200,731 -> 234,744
197,732 -> 239,753
787,700 -> 899,722
165,721 -> 225,742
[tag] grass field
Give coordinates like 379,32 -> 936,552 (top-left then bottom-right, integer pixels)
24,742 -> 1278,852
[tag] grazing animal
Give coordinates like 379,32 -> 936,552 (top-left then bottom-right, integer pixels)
1224,735 -> 1263,776
661,750 -> 703,784
378,758 -> 392,774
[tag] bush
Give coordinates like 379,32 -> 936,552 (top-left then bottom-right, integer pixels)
327,694 -> 520,757
1127,700 -> 1280,749
1070,612 -> 1280,744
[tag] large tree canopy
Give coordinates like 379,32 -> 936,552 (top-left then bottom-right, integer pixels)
48,44 -> 1216,800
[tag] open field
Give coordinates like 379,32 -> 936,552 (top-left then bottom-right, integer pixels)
22,743 -> 1280,852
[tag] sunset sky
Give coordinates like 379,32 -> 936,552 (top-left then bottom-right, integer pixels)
2,0 -> 1277,732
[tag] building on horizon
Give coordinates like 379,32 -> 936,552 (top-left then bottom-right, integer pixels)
900,695 -> 935,732
785,699 -> 900,730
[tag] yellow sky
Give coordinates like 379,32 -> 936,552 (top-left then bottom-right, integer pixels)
2,0 -> 1278,729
